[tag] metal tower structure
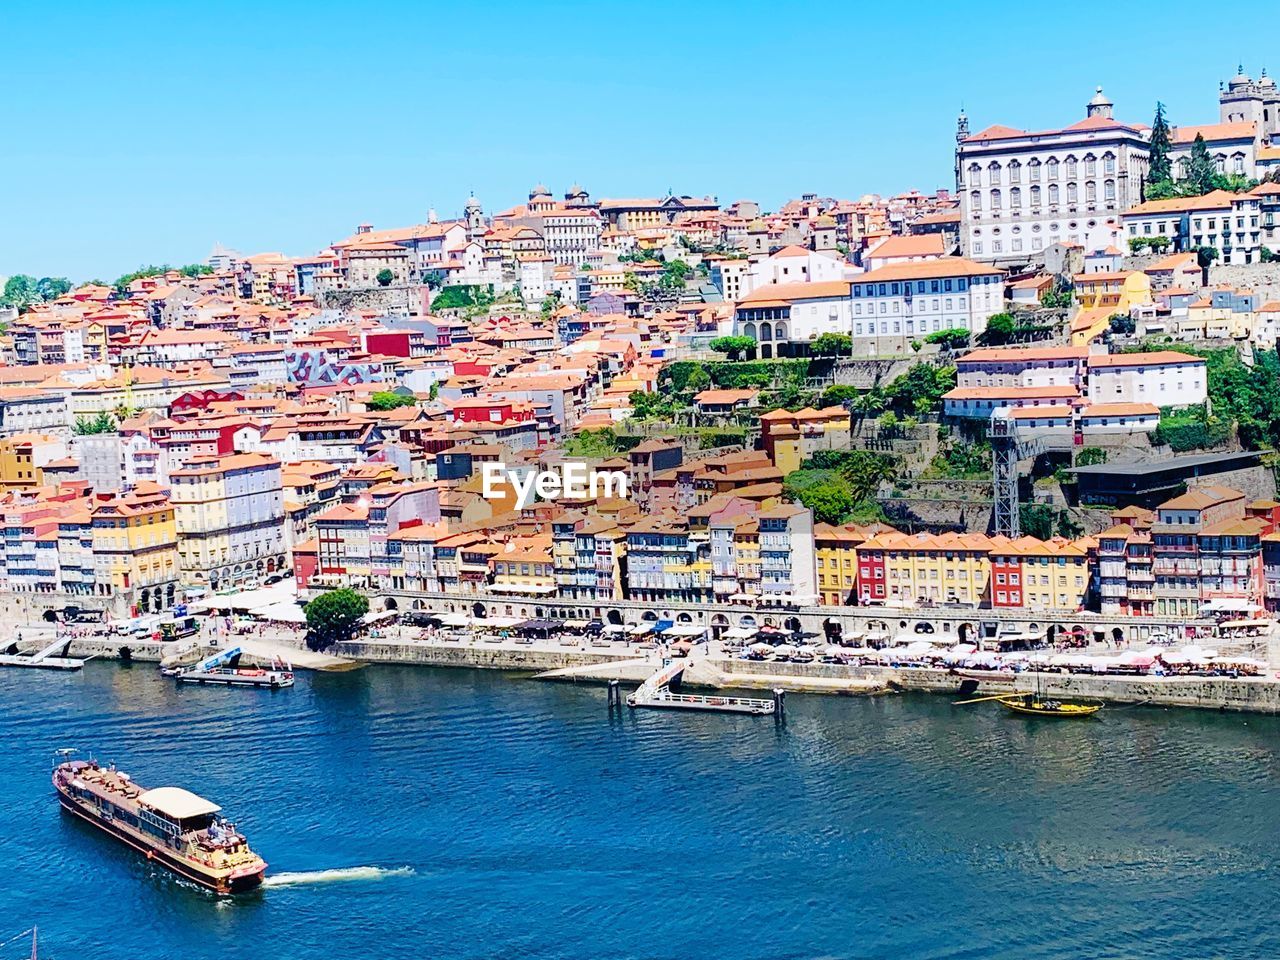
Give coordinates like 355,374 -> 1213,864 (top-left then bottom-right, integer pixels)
990,410 -> 1020,537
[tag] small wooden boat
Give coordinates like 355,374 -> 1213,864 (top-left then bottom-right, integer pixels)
999,695 -> 1101,718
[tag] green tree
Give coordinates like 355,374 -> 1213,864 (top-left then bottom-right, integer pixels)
1197,245 -> 1219,286
376,268 -> 394,287
979,312 -> 1016,345
1108,313 -> 1136,336
1076,447 -> 1108,467
837,451 -> 898,503
36,277 -> 72,301
1185,134 -> 1218,194
365,391 -> 416,411
820,384 -> 859,408
179,264 -> 214,278
1,275 -> 40,309
925,327 -> 970,349
708,335 -> 756,360
73,412 -> 116,435
686,365 -> 712,393
305,588 -> 369,651
1147,101 -> 1173,186
810,332 -> 852,356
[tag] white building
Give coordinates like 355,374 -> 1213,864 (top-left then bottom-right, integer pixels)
744,245 -> 848,297
541,209 -> 602,266
1085,351 -> 1206,407
1077,403 -> 1160,434
733,280 -> 852,358
955,346 -> 1090,390
851,258 -> 1005,341
1122,190 -> 1265,265
956,87 -> 1149,265
1170,121 -> 1261,181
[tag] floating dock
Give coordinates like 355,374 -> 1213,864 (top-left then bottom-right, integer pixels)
0,637 -> 87,671
174,647 -> 294,688
624,662 -> 779,716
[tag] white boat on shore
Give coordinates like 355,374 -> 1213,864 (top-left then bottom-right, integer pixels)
0,637 -> 87,671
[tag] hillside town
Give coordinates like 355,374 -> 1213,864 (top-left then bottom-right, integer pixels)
6,70 -> 1280,644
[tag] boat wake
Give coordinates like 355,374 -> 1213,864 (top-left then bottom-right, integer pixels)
263,865 -> 414,887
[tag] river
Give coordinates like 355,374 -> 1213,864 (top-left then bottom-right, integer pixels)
3,662 -> 1279,959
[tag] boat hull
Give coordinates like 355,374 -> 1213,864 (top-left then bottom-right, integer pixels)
55,787 -> 265,894
177,671 -> 293,688
998,698 -> 1101,718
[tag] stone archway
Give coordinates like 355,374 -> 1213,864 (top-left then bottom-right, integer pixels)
677,612 -> 693,623
739,614 -> 758,628
384,597 -> 398,612
641,610 -> 658,622
957,622 -> 978,643
412,599 -> 425,611
823,617 -> 842,641
1111,626 -> 1124,644
472,602 -> 487,619
784,616 -> 801,632
607,610 -> 624,626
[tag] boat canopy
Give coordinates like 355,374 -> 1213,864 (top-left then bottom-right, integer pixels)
138,786 -> 221,820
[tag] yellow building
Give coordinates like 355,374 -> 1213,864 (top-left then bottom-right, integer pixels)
170,453 -> 287,590
814,522 -> 891,606
0,437 -> 41,492
761,406 -> 853,475
1069,306 -> 1113,346
490,536 -> 557,597
90,483 -> 180,614
1072,270 -> 1152,312
858,530 -> 993,606
1007,537 -> 1090,611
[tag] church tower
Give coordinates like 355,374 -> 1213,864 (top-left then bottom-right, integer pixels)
464,194 -> 484,242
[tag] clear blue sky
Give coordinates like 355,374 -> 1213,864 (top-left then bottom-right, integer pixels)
2,0 -> 1272,281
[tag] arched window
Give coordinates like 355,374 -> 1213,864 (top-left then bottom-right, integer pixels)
1214,154 -> 1226,174
1104,180 -> 1116,201
967,163 -> 981,187
990,189 -> 1002,210
1046,157 -> 1059,180
1084,154 -> 1096,176
1085,181 -> 1096,202
1010,187 -> 1021,208
1065,156 -> 1077,178
1103,152 -> 1116,175
1008,160 -> 1021,183
1048,184 -> 1060,205
970,190 -> 981,211
1067,183 -> 1078,204
1233,153 -> 1245,174
1028,158 -> 1042,181
1030,185 -> 1042,207
988,162 -> 1002,186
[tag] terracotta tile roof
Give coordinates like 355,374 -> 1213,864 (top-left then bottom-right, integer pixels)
857,256 -> 999,283
1170,121 -> 1256,144
1087,351 -> 1204,368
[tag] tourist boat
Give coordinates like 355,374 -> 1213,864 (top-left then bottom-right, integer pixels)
51,750 -> 267,893
998,695 -> 1102,718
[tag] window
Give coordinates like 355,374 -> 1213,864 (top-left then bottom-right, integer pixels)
1104,179 -> 1116,201
1067,183 -> 1078,204
1030,185 -> 1041,207
988,162 -> 1002,185
1086,181 -> 1096,202
1046,158 -> 1059,180
1029,159 -> 1041,181
1103,153 -> 1116,174
1048,184 -> 1060,204
1008,160 -> 1021,183
1010,186 -> 1021,208
990,189 -> 1002,210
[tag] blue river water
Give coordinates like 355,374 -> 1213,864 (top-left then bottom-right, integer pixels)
3,662 -> 1280,960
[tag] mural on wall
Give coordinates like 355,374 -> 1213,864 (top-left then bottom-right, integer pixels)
286,350 -> 386,386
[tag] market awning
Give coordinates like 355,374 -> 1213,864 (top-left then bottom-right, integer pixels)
628,623 -> 654,636
515,618 -> 560,633
663,624 -> 706,638
437,613 -> 471,627
722,627 -> 755,640
654,620 -> 674,633
250,602 -> 307,624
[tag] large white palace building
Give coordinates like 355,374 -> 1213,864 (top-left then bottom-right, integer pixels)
955,88 -> 1149,267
